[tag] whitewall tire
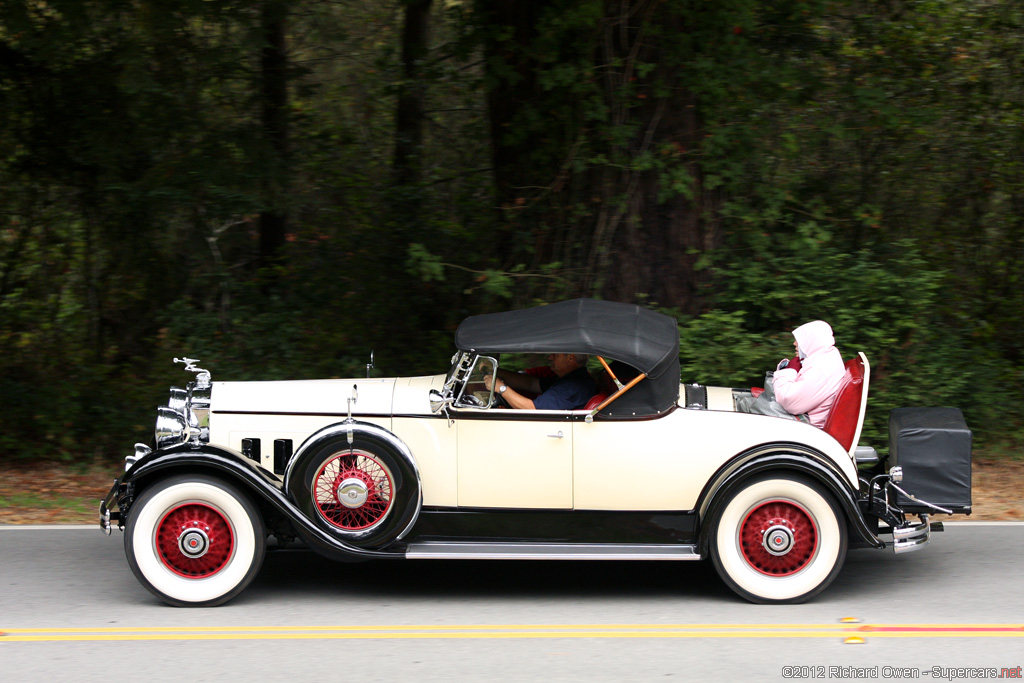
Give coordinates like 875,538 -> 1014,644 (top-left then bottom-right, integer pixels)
710,474 -> 847,604
125,474 -> 266,607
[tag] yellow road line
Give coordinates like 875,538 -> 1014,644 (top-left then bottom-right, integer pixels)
1,623 -> 859,633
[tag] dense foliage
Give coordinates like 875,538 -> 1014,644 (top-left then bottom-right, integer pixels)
1,0 -> 1021,461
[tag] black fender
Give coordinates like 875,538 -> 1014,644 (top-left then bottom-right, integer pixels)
284,420 -> 423,548
696,444 -> 884,554
112,441 -> 401,562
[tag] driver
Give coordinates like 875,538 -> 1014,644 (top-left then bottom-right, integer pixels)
484,353 -> 595,410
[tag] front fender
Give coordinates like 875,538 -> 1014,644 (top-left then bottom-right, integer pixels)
110,443 -> 398,561
696,444 -> 885,553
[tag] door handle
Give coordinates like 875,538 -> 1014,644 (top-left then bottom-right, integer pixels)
547,430 -> 564,439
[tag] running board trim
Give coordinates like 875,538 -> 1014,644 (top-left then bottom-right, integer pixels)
405,542 -> 701,561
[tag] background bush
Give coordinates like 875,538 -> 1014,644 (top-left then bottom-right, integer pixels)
2,0 -> 1022,462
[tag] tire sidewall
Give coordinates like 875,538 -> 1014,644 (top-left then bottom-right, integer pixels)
710,474 -> 847,604
288,434 -> 420,548
125,474 -> 265,607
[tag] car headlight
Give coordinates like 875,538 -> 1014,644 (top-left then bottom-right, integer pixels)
155,358 -> 213,449
167,387 -> 188,415
155,406 -> 189,448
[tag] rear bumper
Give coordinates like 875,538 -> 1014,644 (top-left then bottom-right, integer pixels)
860,466 -> 953,554
890,514 -> 933,554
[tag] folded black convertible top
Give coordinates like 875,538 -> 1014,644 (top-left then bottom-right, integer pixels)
455,299 -> 681,416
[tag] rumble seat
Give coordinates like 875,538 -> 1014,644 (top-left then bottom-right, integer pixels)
822,352 -> 870,455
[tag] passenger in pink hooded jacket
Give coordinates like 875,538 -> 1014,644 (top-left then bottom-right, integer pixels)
772,320 -> 846,428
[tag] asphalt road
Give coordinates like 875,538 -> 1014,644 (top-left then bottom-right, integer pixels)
2,523 -> 1023,682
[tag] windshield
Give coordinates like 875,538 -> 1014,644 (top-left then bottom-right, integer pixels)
459,355 -> 496,406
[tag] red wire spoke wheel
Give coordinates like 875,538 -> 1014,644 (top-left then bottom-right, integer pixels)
287,425 -> 422,549
125,474 -> 266,607
739,500 -> 818,576
313,450 -> 394,531
155,503 -> 236,578
710,474 -> 847,604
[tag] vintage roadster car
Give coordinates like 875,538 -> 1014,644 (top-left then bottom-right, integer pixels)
100,299 -> 972,606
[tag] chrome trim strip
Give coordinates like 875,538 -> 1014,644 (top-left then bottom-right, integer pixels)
405,542 -> 701,561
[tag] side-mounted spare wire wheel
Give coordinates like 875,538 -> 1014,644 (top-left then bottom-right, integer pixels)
286,421 -> 422,549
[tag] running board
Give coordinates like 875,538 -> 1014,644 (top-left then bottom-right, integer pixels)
405,542 -> 701,561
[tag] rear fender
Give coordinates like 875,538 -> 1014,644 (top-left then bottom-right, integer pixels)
696,445 -> 884,553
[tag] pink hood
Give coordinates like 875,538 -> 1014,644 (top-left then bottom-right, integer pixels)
772,321 -> 845,428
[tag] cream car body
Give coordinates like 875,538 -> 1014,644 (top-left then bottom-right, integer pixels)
101,299 -> 968,608
208,376 -> 858,511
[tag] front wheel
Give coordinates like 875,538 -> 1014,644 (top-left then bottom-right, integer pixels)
125,474 -> 266,607
709,474 -> 847,604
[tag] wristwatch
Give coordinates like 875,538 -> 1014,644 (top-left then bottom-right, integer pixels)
498,383 -> 507,394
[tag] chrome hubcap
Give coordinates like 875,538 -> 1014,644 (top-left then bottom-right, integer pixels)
337,477 -> 369,509
178,526 -> 211,559
762,524 -> 795,556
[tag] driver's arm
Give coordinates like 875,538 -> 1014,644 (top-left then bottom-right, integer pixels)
495,369 -> 542,395
485,374 -> 536,409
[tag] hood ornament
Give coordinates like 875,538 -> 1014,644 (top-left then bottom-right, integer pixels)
174,357 -> 211,389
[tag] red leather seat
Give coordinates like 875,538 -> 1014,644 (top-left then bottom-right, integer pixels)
822,356 -> 867,453
583,368 -> 618,411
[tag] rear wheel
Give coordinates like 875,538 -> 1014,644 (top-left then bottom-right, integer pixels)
709,474 -> 847,603
125,474 -> 265,607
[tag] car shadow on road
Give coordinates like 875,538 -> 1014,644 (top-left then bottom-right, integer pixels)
243,541 -> 935,609
823,545 -> 933,600
248,547 -> 734,604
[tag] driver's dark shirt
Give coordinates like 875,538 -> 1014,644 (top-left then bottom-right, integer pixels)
533,367 -> 596,410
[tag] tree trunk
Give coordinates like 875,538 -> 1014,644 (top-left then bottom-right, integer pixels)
480,1 -> 552,208
477,0 -> 719,313
393,0 -> 433,189
259,0 -> 289,268
476,0 -> 558,271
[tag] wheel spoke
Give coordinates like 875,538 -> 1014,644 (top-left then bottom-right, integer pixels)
739,500 -> 818,576
313,450 -> 394,531
156,503 -> 235,578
